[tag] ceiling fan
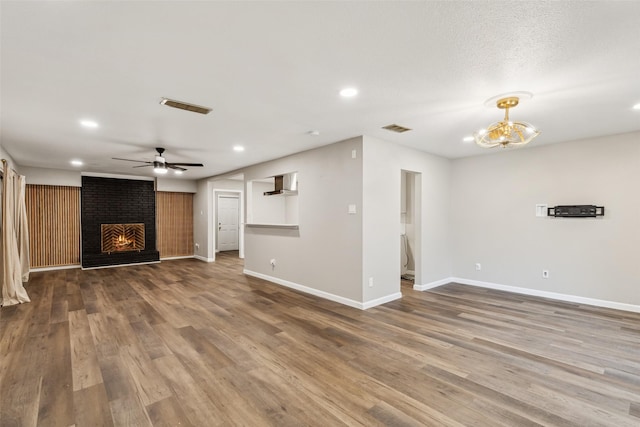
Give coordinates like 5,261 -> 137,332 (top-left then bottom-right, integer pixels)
113,147 -> 203,174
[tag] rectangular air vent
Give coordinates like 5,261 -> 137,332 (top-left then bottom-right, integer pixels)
160,98 -> 212,115
382,124 -> 412,133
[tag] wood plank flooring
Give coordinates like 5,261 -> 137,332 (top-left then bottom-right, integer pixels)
1,251 -> 639,426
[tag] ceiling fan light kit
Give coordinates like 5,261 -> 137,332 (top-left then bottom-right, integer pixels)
474,96 -> 540,149
113,147 -> 204,174
153,161 -> 168,174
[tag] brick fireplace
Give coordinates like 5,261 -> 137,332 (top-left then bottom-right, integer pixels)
81,176 -> 160,268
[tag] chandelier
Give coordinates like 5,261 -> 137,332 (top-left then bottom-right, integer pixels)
474,96 -> 540,148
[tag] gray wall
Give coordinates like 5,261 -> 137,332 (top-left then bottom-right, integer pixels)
450,131 -> 640,306
193,135 -> 453,306
362,136 -> 452,303
241,137 -> 364,302
193,177 -> 250,261
192,131 -> 639,310
193,180 -> 213,260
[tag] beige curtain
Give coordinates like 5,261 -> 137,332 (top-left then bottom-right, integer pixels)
1,164 -> 30,306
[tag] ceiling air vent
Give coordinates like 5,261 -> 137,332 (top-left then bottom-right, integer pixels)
160,98 -> 212,115
382,124 -> 412,133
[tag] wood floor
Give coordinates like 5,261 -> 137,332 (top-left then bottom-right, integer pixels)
1,252 -> 639,426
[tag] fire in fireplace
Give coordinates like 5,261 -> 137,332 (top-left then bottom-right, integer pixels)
101,223 -> 145,253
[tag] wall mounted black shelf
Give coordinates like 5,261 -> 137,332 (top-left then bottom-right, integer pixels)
547,205 -> 604,218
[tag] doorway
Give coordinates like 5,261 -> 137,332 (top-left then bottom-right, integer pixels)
212,177 -> 244,261
216,194 -> 239,252
401,170 -> 421,289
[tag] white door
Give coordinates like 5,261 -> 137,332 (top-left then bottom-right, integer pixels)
217,196 -> 239,251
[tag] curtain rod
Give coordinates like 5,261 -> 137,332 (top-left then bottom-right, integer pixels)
1,158 -> 19,175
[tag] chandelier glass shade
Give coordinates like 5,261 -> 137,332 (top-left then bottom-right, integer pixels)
474,97 -> 540,148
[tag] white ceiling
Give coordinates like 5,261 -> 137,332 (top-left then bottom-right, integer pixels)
2,1 -> 639,180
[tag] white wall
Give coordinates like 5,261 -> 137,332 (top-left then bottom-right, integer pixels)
19,167 -> 197,191
0,145 -> 20,173
157,177 -> 197,193
212,179 -> 244,192
285,195 -> 299,225
21,166 -> 82,186
362,136 -> 452,303
248,181 -> 287,224
450,131 -> 640,306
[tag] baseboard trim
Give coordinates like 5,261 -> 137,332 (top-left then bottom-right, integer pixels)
194,255 -> 215,263
363,292 -> 403,309
160,255 -> 195,261
243,269 -> 397,310
30,264 -> 81,273
81,261 -> 161,271
413,277 -> 453,291
450,277 -> 640,314
243,269 -> 362,309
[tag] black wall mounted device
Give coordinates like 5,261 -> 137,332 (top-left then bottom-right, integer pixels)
547,205 -> 604,218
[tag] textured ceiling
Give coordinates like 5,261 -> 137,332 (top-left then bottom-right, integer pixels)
1,1 -> 639,180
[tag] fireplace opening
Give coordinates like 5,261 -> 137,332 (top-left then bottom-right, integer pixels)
101,223 -> 145,254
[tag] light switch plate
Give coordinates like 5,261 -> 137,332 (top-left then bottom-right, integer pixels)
536,204 -> 548,217
348,204 -> 357,214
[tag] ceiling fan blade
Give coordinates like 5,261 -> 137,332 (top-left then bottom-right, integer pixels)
168,165 -> 187,171
132,164 -> 153,168
167,162 -> 204,167
113,157 -> 152,164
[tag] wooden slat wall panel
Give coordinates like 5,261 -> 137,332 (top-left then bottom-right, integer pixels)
26,185 -> 81,268
156,192 -> 194,258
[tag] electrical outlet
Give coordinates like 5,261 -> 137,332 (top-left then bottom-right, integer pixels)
475,263 -> 481,271
542,270 -> 549,279
270,259 -> 276,268
195,243 -> 199,251
368,277 -> 374,288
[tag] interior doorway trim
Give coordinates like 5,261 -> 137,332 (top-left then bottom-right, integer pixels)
213,189 -> 244,260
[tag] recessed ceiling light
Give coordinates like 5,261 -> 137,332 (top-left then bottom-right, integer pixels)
70,159 -> 83,166
79,119 -> 98,128
463,136 -> 474,142
308,130 -> 320,136
233,146 -> 245,152
340,87 -> 358,98
633,103 -> 640,110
